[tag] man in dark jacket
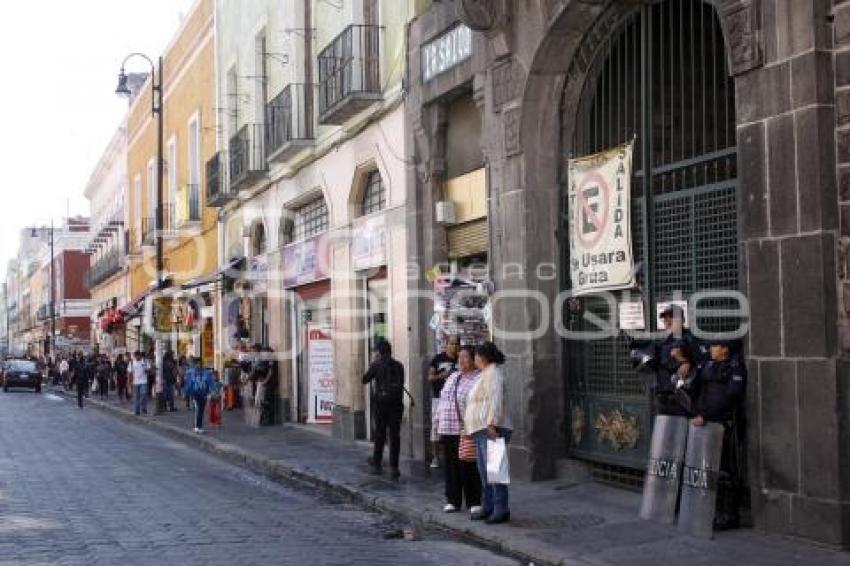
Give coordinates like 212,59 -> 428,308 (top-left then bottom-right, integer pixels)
363,339 -> 405,479
74,353 -> 92,409
692,338 -> 747,530
652,305 -> 701,416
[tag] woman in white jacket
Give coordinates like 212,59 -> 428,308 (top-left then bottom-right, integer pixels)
464,342 -> 512,524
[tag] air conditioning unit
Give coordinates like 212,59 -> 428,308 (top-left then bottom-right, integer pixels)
435,201 -> 456,225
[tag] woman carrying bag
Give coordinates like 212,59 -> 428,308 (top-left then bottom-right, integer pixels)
464,342 -> 513,524
437,346 -> 482,515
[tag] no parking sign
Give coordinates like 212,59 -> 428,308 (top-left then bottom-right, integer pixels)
567,143 -> 635,294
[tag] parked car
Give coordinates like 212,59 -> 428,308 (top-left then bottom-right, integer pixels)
2,359 -> 42,393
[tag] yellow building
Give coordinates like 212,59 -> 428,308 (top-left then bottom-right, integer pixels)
125,0 -> 218,360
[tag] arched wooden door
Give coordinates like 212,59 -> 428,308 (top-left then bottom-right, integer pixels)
563,0 -> 740,472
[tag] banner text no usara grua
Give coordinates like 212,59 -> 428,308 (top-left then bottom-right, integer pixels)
567,143 -> 635,294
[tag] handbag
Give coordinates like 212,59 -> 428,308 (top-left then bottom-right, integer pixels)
454,378 -> 477,462
486,437 -> 511,484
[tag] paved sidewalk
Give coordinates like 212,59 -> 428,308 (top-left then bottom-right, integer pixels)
60,388 -> 850,566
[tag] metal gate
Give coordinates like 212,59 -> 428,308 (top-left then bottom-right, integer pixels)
563,0 -> 739,469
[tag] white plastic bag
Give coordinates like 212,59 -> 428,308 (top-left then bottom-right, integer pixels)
486,437 -> 510,485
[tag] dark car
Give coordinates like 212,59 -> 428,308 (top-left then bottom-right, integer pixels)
3,359 -> 42,393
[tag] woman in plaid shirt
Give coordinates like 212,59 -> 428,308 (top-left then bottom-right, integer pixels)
437,346 -> 482,514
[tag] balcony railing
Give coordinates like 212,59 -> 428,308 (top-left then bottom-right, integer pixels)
229,124 -> 267,191
176,184 -> 201,226
141,217 -> 155,247
85,249 -> 122,289
318,24 -> 382,124
265,83 -> 315,164
206,152 -> 235,206
163,203 -> 177,237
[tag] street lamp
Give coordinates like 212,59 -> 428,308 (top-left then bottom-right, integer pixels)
115,53 -> 164,288
116,52 -> 167,410
31,222 -> 55,361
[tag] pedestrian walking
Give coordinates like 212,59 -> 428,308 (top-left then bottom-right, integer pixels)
464,342 -> 512,524
130,351 -> 150,415
208,370 -> 224,427
362,339 -> 405,480
428,337 -> 459,469
114,354 -> 129,402
96,355 -> 110,400
184,358 -> 214,433
74,354 -> 89,409
162,350 -> 177,412
59,357 -> 70,390
437,345 -> 482,515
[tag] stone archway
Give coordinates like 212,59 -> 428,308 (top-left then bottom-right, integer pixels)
472,0 -> 762,479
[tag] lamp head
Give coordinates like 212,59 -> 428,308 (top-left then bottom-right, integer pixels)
115,68 -> 131,97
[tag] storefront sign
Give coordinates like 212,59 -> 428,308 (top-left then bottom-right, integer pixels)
421,24 -> 473,82
282,234 -> 330,288
351,216 -> 386,271
567,142 -> 635,294
201,321 -> 215,368
307,325 -> 334,423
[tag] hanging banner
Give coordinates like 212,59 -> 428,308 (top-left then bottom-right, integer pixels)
307,325 -> 334,423
567,142 -> 635,294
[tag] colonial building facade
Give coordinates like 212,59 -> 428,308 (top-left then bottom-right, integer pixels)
210,0 -> 423,436
406,0 -> 849,547
125,0 -> 219,360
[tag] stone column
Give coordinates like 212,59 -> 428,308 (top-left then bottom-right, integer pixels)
735,0 -> 848,546
332,239 -> 367,440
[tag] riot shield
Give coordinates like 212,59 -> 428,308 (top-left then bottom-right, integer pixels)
677,421 -> 725,538
639,415 -> 689,524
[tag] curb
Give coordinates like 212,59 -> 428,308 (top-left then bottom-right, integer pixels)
55,389 -> 572,566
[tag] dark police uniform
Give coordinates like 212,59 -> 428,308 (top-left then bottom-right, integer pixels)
695,351 -> 747,529
652,332 -> 699,417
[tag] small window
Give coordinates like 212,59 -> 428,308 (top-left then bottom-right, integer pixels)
294,197 -> 329,241
279,213 -> 295,247
361,170 -> 385,216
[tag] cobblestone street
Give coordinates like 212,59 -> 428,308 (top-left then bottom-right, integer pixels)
0,391 -> 518,565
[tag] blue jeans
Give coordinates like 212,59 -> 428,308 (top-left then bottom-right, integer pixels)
134,384 -> 147,415
473,428 -> 511,516
193,396 -> 207,429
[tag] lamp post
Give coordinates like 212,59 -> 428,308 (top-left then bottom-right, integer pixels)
115,54 -> 164,288
116,53 -> 166,408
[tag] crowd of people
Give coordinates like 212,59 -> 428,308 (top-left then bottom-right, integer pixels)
38,344 -> 278,434
364,337 -> 514,525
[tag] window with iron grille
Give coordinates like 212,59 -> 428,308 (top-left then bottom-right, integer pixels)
294,197 -> 328,241
361,170 -> 385,216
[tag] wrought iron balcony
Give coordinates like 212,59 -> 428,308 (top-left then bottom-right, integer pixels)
206,152 -> 235,206
141,217 -> 155,248
266,83 -> 315,164
85,249 -> 122,289
161,202 -> 178,237
175,184 -> 201,227
229,124 -> 267,191
318,24 -> 382,124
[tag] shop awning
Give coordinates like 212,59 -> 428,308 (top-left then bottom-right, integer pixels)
180,257 -> 246,291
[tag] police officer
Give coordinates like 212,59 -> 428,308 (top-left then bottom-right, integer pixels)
692,338 -> 747,530
652,305 -> 699,416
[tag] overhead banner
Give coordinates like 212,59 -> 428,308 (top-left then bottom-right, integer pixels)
567,142 -> 635,294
